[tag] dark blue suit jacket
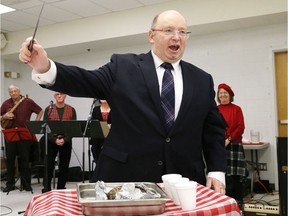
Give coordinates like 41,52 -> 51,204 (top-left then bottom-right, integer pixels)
44,51 -> 227,185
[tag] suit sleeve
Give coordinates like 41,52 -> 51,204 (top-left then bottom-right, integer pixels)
202,76 -> 227,173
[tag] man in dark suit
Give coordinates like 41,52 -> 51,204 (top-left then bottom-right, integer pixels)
19,10 -> 227,194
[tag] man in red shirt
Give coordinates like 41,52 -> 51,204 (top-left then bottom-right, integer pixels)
1,84 -> 43,192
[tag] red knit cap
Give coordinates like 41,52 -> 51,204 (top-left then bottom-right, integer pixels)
218,83 -> 234,96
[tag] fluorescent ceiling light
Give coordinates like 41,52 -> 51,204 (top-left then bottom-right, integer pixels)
0,4 -> 16,15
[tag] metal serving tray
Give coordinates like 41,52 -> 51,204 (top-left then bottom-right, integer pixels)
77,182 -> 170,216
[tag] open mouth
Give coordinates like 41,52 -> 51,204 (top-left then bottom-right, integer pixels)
169,45 -> 180,51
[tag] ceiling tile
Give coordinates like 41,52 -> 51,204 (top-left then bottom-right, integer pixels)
31,4 -> 81,22
2,0 -> 43,10
1,18 -> 30,32
52,0 -> 110,17
136,0 -> 175,5
1,0 -> 29,6
90,0 -> 143,11
2,10 -> 42,27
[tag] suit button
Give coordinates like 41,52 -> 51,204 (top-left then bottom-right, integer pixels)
165,137 -> 171,143
158,161 -> 163,166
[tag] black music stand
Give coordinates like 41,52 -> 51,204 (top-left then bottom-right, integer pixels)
25,121 -> 51,193
48,120 -> 86,182
26,120 -> 108,183
2,127 -> 37,195
48,120 -> 108,182
87,120 -> 110,180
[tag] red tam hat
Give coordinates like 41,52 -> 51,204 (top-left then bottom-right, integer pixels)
218,83 -> 234,96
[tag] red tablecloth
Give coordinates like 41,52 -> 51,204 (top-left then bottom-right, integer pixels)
24,184 -> 241,216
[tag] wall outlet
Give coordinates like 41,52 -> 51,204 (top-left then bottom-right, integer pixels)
258,163 -> 267,171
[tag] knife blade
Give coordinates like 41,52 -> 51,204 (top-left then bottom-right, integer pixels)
28,1 -> 45,51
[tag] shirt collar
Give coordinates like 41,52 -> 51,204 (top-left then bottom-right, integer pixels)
151,50 -> 180,70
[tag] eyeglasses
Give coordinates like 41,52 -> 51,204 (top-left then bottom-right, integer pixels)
152,28 -> 191,39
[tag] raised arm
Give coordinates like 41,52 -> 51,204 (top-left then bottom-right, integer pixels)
19,37 -> 51,73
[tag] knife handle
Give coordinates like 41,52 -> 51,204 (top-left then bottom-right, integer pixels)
28,39 -> 34,51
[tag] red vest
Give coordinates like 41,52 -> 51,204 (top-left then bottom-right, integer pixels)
48,104 -> 73,120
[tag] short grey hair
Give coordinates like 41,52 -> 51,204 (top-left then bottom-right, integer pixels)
8,84 -> 20,91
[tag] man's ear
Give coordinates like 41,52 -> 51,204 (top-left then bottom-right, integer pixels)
148,30 -> 155,43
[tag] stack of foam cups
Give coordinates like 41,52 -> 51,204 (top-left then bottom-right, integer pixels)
161,174 -> 197,211
161,174 -> 182,198
174,181 -> 197,210
168,177 -> 190,205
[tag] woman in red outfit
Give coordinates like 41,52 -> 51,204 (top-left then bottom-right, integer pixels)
217,83 -> 247,207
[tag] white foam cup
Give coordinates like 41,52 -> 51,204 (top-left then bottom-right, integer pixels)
169,177 -> 190,205
175,181 -> 197,210
161,174 -> 182,198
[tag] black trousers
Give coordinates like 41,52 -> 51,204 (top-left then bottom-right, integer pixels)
226,175 -> 243,203
42,140 -> 72,190
5,140 -> 33,188
90,138 -> 105,162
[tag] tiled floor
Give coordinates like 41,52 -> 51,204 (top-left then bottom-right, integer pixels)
0,178 -> 80,216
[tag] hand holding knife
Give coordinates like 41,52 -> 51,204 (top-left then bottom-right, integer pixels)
28,1 -> 45,51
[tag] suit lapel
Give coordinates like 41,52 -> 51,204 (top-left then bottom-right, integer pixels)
174,61 -> 194,128
138,52 -> 167,132
138,54 -> 196,134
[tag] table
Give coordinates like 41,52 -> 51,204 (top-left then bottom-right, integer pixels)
24,184 -> 241,216
243,142 -> 270,197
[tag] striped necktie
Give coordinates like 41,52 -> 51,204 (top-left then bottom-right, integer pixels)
161,62 -> 175,130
